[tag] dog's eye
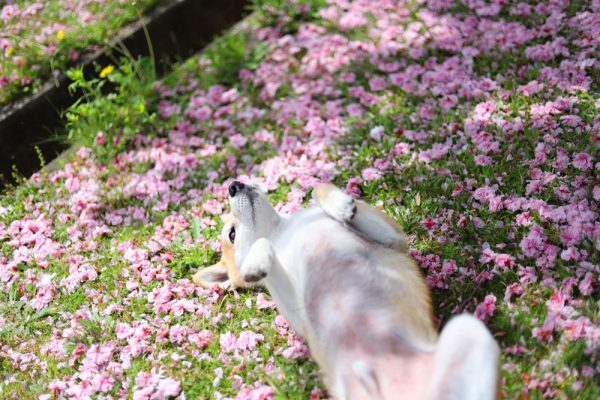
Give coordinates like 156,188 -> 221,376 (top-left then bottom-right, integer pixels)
228,227 -> 235,243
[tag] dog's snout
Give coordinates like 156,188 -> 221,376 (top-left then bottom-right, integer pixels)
229,181 -> 245,197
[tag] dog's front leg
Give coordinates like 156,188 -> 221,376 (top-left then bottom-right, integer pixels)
239,238 -> 274,283
240,238 -> 306,335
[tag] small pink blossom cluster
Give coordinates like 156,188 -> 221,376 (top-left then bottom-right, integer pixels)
133,369 -> 181,400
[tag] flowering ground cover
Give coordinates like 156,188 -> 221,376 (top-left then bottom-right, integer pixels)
0,0 -> 158,107
1,0 -> 599,398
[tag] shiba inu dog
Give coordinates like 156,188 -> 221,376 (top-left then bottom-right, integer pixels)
193,184 -> 410,290
200,181 -> 501,399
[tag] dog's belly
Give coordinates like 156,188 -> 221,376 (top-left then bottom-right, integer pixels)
274,210 -> 433,349
265,208 -> 441,399
271,211 -> 437,399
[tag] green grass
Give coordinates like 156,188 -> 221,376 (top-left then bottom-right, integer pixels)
0,0 -> 159,107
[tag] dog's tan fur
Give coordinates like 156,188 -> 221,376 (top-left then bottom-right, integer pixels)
192,213 -> 253,290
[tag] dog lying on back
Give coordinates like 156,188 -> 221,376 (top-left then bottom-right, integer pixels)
193,184 -> 409,290
196,182 -> 500,399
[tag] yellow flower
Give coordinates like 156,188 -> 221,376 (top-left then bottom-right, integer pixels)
99,65 -> 115,78
6,47 -> 13,56
57,30 -> 65,40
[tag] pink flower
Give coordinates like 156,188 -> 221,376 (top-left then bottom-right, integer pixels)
421,216 -> 437,232
235,385 -> 274,400
441,260 -> 457,275
451,182 -> 464,196
474,155 -> 493,166
219,332 -> 238,353
282,335 -> 307,359
94,131 -> 106,146
155,377 -> 181,398
188,329 -> 212,348
532,313 -> 557,343
91,374 -> 115,392
560,115 -> 582,127
229,134 -> 248,148
494,254 -> 515,270
593,186 -> 600,201
559,226 -> 581,246
393,142 -> 409,155
85,343 -> 114,366
369,77 -> 387,91
133,369 -> 180,399
560,247 -> 579,261
236,331 -> 263,351
158,101 -> 181,118
168,325 -> 187,343
116,323 -> 134,339
65,381 -> 93,400
474,294 -> 496,322
346,177 -> 362,196
515,212 -> 532,226
346,103 -> 363,117
520,224 -> 547,257
361,167 -> 382,181
256,293 -> 275,309
123,247 -> 148,263
579,272 -> 594,296
369,126 -> 384,141
518,80 -> 544,96
202,199 -> 224,215
473,186 -> 496,203
572,152 -> 592,170
504,283 -> 524,303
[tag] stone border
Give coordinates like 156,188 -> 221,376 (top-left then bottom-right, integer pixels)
0,0 -> 247,187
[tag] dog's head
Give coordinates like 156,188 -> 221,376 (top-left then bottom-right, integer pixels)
193,181 -> 279,289
228,181 -> 280,265
192,213 -> 254,290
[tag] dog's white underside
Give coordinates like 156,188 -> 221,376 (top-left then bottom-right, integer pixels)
231,184 -> 500,400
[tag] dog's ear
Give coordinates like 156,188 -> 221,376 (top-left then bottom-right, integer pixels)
192,262 -> 231,289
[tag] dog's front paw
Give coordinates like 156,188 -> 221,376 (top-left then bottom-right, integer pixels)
240,238 -> 274,283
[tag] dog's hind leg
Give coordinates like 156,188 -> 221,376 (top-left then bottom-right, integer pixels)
351,202 -> 408,252
314,183 -> 357,222
240,238 -> 306,335
429,314 -> 501,400
314,183 -> 408,252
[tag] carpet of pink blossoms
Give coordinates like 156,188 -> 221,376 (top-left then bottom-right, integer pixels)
1,0 -> 599,398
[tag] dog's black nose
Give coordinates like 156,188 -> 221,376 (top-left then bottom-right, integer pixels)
229,181 -> 245,197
